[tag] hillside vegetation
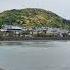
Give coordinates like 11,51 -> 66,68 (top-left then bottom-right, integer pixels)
0,8 -> 70,29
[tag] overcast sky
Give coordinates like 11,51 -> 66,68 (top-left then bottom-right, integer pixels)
0,0 -> 70,19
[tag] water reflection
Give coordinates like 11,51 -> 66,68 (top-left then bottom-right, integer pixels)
0,41 -> 70,70
0,41 -> 69,48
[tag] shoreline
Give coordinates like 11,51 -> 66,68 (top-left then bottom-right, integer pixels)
0,39 -> 69,43
0,37 -> 70,43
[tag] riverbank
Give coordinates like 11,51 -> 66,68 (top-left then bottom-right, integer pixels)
0,39 -> 70,41
0,37 -> 70,41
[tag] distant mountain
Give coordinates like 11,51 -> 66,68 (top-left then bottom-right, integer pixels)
0,8 -> 70,29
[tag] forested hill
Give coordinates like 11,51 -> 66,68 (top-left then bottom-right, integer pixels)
0,8 -> 70,29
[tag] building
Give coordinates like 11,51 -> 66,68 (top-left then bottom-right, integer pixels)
0,25 -> 24,37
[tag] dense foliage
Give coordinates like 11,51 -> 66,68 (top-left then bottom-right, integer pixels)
0,8 -> 70,29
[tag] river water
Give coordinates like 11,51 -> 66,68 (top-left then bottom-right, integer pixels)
0,41 -> 70,70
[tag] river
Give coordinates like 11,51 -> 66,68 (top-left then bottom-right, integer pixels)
0,41 -> 70,70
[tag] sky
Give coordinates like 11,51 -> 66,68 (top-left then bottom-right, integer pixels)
0,0 -> 70,19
